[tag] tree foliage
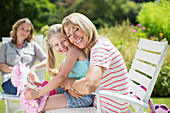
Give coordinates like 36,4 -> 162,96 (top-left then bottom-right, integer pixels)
67,0 -> 139,28
0,0 -> 139,38
0,0 -> 65,38
137,0 -> 170,44
0,0 -> 22,37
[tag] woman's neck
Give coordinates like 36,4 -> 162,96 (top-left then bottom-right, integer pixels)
15,39 -> 24,49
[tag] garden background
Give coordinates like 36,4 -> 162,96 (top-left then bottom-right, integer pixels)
0,0 -> 169,112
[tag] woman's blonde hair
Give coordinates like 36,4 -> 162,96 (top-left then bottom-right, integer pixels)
45,24 -> 62,77
10,18 -> 34,44
61,13 -> 99,57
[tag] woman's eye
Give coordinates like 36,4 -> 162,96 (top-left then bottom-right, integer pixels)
75,27 -> 79,31
62,40 -> 66,42
54,44 -> 58,47
67,34 -> 71,38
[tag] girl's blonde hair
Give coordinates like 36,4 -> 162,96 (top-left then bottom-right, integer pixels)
61,13 -> 99,57
10,18 -> 34,44
45,24 -> 62,77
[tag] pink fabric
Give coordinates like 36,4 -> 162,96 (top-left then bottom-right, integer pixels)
11,64 -> 49,113
20,86 -> 49,113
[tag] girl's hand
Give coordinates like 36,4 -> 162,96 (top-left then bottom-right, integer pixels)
24,89 -> 39,101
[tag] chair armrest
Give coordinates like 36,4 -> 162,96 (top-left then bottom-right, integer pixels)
93,90 -> 148,109
0,91 -> 19,100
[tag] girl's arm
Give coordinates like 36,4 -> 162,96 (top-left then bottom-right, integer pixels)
59,61 -> 64,72
24,46 -> 80,100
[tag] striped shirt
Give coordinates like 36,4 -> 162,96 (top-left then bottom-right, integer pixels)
90,38 -> 129,113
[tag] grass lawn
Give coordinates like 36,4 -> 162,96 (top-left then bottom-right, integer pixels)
0,97 -> 169,112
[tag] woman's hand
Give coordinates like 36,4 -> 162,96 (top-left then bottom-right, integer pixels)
62,77 -> 83,98
62,77 -> 76,91
67,89 -> 83,98
30,65 -> 36,72
24,89 -> 39,101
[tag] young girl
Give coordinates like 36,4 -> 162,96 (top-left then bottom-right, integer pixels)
25,24 -> 94,112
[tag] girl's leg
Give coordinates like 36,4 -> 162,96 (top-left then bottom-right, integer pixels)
42,94 -> 67,112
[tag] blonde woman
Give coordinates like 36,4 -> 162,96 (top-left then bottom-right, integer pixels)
61,13 -> 130,113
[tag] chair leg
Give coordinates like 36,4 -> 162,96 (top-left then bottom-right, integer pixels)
97,94 -> 102,113
127,108 -> 133,113
138,108 -> 145,113
148,99 -> 156,113
5,99 -> 11,113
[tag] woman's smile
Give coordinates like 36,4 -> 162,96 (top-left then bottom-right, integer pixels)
76,37 -> 83,44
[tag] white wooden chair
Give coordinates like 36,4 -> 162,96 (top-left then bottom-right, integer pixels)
0,35 -> 46,113
45,38 -> 168,113
33,34 -> 46,83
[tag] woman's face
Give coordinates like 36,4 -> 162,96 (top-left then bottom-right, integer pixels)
64,25 -> 89,49
50,33 -> 72,55
17,23 -> 31,41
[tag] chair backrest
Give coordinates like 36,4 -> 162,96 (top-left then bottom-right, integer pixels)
34,34 -> 44,48
2,35 -> 44,48
2,37 -> 12,42
128,38 -> 168,112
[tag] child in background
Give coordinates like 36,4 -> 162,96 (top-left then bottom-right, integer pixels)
24,24 -> 94,112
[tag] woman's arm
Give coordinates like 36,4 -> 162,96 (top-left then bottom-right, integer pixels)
0,62 -> 13,73
24,46 -> 80,100
30,59 -> 47,72
71,66 -> 105,95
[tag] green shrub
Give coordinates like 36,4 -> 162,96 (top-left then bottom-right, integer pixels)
99,19 -> 138,70
137,0 -> 170,44
39,25 -> 50,37
153,49 -> 170,97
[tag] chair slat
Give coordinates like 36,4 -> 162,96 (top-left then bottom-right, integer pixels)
129,81 -> 146,100
34,35 -> 44,48
135,49 -> 162,65
131,60 -> 156,77
138,38 -> 167,53
2,37 -> 11,43
129,69 -> 151,89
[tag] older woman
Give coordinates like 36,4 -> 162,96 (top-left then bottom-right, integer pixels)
0,18 -> 47,95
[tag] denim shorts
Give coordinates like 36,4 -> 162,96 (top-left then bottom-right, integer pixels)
2,78 -> 17,95
57,87 -> 94,108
